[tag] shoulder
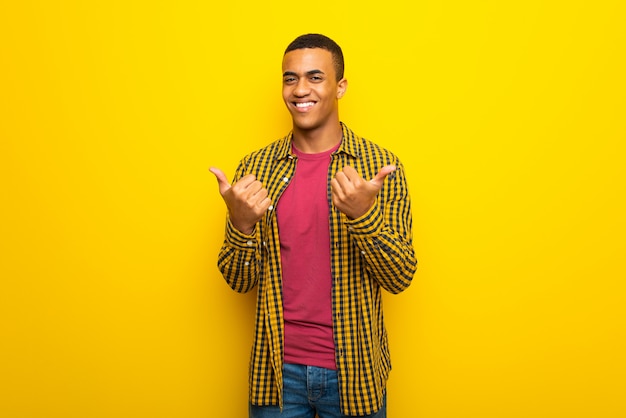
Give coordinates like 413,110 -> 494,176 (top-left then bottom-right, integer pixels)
245,135 -> 290,159
235,134 -> 292,177
341,123 -> 400,165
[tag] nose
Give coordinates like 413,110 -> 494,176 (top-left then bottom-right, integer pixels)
293,78 -> 310,97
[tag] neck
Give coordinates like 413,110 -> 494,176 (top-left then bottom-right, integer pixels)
291,122 -> 343,154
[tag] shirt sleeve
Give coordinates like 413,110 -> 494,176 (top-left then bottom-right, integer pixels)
215,158 -> 262,293
344,160 -> 417,294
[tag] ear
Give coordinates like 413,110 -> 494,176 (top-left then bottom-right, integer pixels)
337,78 -> 348,99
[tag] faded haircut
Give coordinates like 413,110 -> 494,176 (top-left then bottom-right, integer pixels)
284,33 -> 344,81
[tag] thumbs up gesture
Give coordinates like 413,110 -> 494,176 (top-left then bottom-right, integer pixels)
209,167 -> 272,235
330,165 -> 396,220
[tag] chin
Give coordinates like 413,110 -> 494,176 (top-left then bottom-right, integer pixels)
290,115 -> 318,131
293,121 -> 321,132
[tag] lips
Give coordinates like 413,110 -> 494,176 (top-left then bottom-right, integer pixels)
293,101 -> 315,111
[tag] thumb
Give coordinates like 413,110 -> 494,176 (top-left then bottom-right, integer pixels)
369,165 -> 396,187
209,166 -> 231,195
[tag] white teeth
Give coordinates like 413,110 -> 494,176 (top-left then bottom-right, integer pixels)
295,102 -> 314,108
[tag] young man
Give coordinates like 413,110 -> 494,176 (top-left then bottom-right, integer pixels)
210,34 -> 417,417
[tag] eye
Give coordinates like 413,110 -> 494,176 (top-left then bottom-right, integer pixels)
310,75 -> 323,82
283,77 -> 297,84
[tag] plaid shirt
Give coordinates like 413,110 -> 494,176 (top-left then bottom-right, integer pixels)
217,123 -> 417,415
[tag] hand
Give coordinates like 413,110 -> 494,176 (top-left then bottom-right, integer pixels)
209,167 -> 272,235
330,165 -> 396,219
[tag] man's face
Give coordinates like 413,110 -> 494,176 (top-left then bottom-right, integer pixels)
282,48 -> 346,132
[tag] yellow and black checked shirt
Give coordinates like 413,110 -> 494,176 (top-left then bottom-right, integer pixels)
217,123 -> 417,416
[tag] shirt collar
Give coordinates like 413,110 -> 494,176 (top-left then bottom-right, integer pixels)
274,122 -> 360,161
337,122 -> 361,159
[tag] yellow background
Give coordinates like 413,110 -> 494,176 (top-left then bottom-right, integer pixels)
1,1 -> 625,417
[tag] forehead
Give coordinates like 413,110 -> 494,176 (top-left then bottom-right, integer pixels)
282,48 -> 335,75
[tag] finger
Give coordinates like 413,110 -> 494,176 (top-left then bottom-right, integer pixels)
250,185 -> 269,205
209,167 -> 231,194
258,196 -> 272,212
340,165 -> 359,181
237,174 -> 259,187
238,179 -> 269,205
228,174 -> 261,199
330,177 -> 345,199
332,171 -> 351,195
330,180 -> 345,210
370,165 -> 396,187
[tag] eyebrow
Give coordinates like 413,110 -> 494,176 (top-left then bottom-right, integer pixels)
283,69 -> 325,77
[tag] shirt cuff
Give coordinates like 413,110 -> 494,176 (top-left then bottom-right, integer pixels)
344,200 -> 384,237
225,218 -> 258,249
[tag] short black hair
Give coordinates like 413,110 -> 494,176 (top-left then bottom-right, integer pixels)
284,33 -> 344,81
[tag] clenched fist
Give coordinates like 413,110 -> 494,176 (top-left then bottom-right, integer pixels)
209,167 -> 272,235
330,165 -> 396,219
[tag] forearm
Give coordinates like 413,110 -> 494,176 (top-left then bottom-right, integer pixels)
346,201 -> 417,293
217,218 -> 261,293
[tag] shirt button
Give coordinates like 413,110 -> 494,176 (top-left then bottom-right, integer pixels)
268,205 -> 274,211
282,177 -> 289,182
246,240 -> 254,246
244,261 -> 250,266
361,250 -> 366,255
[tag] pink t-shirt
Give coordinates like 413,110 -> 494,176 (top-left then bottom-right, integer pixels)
277,143 -> 339,370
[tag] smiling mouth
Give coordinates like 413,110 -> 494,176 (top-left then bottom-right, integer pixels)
294,102 -> 315,109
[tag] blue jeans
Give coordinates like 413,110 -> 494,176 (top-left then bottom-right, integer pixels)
249,363 -> 386,418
